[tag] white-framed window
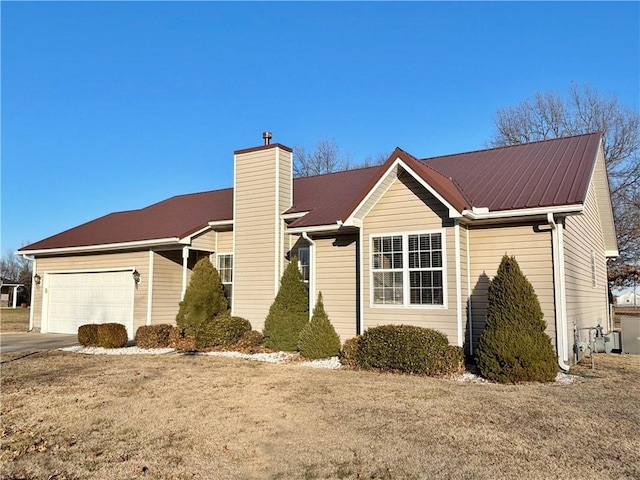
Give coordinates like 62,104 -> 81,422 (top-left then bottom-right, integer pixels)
371,231 -> 446,307
217,254 -> 233,305
297,247 -> 310,283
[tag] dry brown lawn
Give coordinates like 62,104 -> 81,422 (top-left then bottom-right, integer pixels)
0,308 -> 29,333
1,351 -> 639,480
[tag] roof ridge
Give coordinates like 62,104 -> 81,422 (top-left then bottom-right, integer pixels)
294,163 -> 380,180
421,132 -> 601,162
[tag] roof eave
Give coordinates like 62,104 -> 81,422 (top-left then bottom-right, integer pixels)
18,237 -> 183,256
461,204 -> 584,222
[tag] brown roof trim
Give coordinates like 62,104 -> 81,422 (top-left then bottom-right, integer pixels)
234,143 -> 293,155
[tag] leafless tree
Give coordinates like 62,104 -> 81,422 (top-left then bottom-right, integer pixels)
1,246 -> 34,303
293,138 -> 353,177
488,83 -> 640,287
293,137 -> 388,177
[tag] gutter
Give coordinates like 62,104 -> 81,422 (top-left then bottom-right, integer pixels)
19,237 -> 182,256
301,232 -> 316,317
548,213 -> 571,372
462,204 -> 584,221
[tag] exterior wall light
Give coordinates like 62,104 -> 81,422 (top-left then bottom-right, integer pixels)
34,274 -> 41,286
132,270 -> 141,284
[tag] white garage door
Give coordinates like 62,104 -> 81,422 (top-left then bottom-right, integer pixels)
44,271 -> 134,338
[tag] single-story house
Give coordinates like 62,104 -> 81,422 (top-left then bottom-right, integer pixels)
1,278 -> 24,308
19,132 -> 617,369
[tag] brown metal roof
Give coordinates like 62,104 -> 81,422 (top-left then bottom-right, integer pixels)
22,188 -> 233,251
422,133 -> 601,211
20,133 -> 601,252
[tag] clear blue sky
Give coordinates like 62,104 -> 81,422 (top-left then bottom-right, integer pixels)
2,1 -> 639,254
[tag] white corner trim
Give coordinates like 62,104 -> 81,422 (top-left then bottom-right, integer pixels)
454,221 -> 463,347
146,250 -> 154,326
466,225 -> 473,354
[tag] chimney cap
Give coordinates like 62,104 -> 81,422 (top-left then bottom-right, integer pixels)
262,131 -> 273,145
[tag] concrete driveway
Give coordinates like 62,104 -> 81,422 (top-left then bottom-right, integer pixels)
0,332 -> 78,354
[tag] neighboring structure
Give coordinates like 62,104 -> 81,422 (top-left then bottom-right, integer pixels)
616,291 -> 640,307
19,132 -> 617,368
0,278 -> 24,308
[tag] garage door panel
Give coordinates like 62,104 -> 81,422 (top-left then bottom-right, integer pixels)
45,271 -> 134,338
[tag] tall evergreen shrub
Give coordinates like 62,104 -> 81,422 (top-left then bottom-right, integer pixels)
475,255 -> 557,383
175,257 -> 228,337
298,292 -> 341,359
263,257 -> 309,351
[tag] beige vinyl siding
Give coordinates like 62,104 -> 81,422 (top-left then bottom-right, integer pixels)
150,251 -> 183,325
216,230 -> 234,253
564,180 -> 609,342
233,147 -> 290,330
468,223 -> 555,351
458,222 -> 470,351
32,251 -> 148,333
362,172 -> 459,345
313,234 -> 358,341
191,230 -> 216,251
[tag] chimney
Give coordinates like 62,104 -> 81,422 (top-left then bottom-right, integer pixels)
263,131 -> 272,146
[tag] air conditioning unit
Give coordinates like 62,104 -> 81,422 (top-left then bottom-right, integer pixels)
621,316 -> 640,355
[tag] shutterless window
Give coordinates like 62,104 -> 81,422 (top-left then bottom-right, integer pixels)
297,247 -> 310,283
217,254 -> 233,304
372,232 -> 444,306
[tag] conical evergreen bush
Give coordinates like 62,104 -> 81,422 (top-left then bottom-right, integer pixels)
298,292 -> 341,359
176,257 -> 228,337
263,257 -> 309,351
476,255 -> 558,383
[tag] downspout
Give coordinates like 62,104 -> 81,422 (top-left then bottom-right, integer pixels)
23,255 -> 36,332
301,232 -> 316,317
181,246 -> 189,300
548,213 -> 571,371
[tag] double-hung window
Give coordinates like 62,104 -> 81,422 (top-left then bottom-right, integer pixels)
217,254 -> 233,305
297,247 -> 310,283
371,231 -> 445,307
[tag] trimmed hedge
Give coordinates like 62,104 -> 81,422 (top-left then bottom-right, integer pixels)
196,314 -> 252,349
355,325 -> 458,376
97,323 -> 128,349
78,324 -> 99,347
232,330 -> 264,353
338,336 -> 361,367
168,327 -> 197,352
134,324 -> 173,349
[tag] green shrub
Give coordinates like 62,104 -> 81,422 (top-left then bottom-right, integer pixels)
196,314 -> 252,349
134,324 -> 173,349
298,292 -> 341,359
232,330 -> 264,353
176,257 -> 228,338
339,336 -> 361,367
355,325 -> 454,376
442,345 -> 465,375
263,257 -> 309,351
167,327 -> 197,352
97,323 -> 128,349
78,324 -> 99,347
475,255 -> 557,384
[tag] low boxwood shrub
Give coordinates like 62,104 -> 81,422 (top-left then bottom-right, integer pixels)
196,314 -> 252,349
338,336 -> 361,367
232,330 -> 264,353
97,323 -> 128,349
78,324 -> 99,347
134,324 -> 173,349
355,325 -> 456,376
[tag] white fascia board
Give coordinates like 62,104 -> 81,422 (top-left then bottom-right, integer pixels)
18,237 -> 182,256
208,220 -> 234,227
342,158 -> 463,227
605,249 -> 619,258
286,224 -> 344,234
461,204 -> 584,221
281,211 -> 308,220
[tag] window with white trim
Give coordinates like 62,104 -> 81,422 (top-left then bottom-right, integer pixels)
297,247 -> 310,283
372,232 -> 445,306
217,254 -> 233,305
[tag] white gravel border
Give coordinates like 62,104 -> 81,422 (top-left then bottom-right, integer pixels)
58,346 -> 583,381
